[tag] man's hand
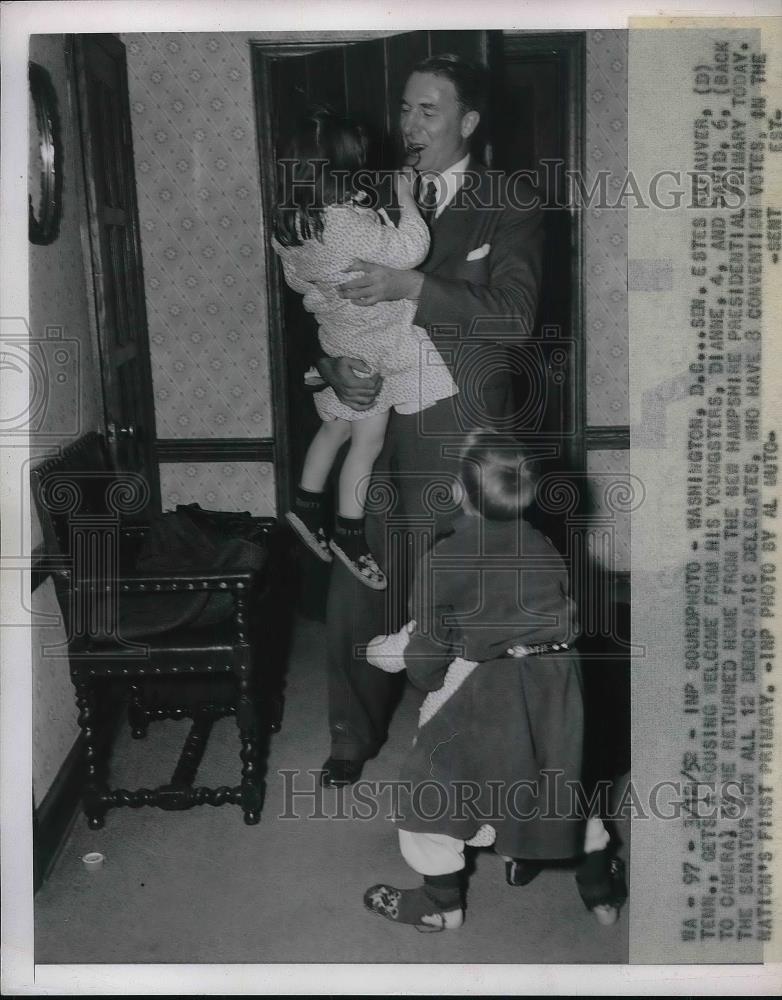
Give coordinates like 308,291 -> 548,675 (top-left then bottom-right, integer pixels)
338,259 -> 424,307
316,355 -> 382,411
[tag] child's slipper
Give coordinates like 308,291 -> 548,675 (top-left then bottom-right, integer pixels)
329,540 -> 387,590
363,883 -> 463,932
285,511 -> 332,562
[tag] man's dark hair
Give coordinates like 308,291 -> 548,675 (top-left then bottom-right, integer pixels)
412,52 -> 489,118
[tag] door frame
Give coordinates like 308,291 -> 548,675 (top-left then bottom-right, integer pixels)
251,41 -> 312,516
68,33 -> 161,513
251,31 -> 586,512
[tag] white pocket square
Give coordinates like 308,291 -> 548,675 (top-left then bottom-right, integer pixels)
466,243 -> 491,261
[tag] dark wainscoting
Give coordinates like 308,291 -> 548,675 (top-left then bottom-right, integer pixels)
585,425 -> 630,451
155,438 -> 275,464
34,736 -> 84,892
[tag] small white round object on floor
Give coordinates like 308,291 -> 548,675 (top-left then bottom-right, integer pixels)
82,851 -> 105,872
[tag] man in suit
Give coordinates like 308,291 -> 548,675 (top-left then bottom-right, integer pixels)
314,53 -> 544,787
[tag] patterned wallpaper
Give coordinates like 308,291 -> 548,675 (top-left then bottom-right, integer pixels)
583,29 -> 628,427
159,459 -> 276,516
122,32 -> 272,442
586,449 -> 632,572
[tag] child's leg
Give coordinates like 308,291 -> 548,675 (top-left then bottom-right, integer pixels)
330,411 -> 390,590
300,418 -> 352,494
337,410 -> 389,517
364,830 -> 465,931
288,418 -> 351,561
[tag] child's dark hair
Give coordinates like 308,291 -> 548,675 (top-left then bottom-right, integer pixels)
273,105 -> 369,247
459,430 -> 537,521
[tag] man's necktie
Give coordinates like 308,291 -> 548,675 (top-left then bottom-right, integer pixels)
416,176 -> 438,226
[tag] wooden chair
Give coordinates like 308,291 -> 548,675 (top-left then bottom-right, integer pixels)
31,431 -> 284,828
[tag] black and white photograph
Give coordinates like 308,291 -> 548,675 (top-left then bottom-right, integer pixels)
1,1 -> 780,994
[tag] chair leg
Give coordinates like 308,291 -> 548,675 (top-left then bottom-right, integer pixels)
128,683 -> 149,739
73,676 -> 108,830
235,674 -> 263,825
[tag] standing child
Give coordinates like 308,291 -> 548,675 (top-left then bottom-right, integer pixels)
362,431 -> 626,931
271,107 -> 457,589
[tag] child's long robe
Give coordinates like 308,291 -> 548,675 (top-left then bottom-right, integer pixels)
395,512 -> 585,860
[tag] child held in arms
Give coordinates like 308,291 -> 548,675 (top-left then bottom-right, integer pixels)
271,106 -> 457,590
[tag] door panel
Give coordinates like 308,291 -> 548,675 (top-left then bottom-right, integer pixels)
493,39 -> 582,484
386,31 -> 430,132
344,38 -> 388,169
429,30 -> 488,63
305,47 -> 347,110
270,59 -> 306,148
73,34 -> 159,514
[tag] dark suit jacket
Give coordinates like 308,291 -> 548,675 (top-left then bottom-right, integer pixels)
414,157 -> 543,369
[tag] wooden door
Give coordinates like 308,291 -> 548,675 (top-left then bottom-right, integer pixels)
493,34 -> 585,478
72,34 -> 160,514
252,31 -> 492,516
488,34 -> 585,554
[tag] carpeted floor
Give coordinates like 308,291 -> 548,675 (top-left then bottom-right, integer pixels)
35,615 -> 629,964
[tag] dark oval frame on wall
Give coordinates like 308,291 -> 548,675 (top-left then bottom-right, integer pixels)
28,61 -> 63,246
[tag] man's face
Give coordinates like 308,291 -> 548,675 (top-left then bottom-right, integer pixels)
399,71 -> 473,174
